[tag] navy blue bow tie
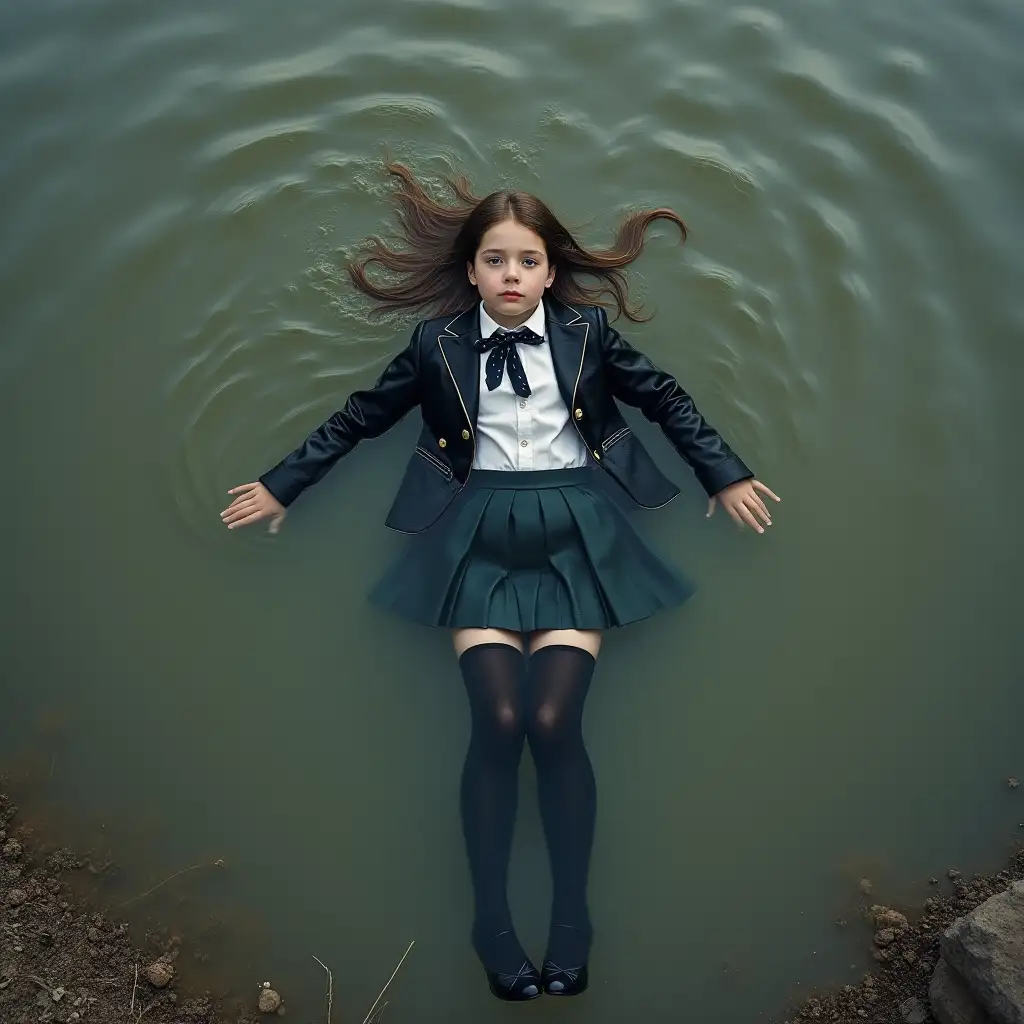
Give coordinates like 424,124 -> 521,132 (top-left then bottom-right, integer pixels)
473,326 -> 545,398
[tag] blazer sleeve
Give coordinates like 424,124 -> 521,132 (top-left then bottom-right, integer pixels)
597,307 -> 753,496
258,323 -> 422,507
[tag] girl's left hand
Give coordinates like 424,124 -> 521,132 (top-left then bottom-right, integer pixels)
707,479 -> 780,535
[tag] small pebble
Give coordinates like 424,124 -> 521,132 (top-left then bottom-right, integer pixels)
858,878 -> 873,896
144,960 -> 174,988
1009,777 -> 1020,789
51,988 -> 65,1002
8,888 -> 27,906
948,868 -> 961,880
258,988 -> 282,1013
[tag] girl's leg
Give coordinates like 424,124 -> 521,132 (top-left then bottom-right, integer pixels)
452,628 -> 537,991
525,630 -> 602,982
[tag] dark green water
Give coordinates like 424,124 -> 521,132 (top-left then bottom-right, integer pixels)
2,0 -> 1023,1020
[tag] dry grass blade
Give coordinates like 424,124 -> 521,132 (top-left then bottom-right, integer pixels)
129,963 -> 138,1015
114,859 -> 225,910
361,941 -> 415,1024
312,956 -> 333,1024
366,1000 -> 389,1024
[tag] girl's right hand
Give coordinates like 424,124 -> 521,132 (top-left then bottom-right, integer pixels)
220,482 -> 287,534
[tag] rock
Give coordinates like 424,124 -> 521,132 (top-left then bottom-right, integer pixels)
950,870 -> 963,881
872,905 -> 911,932
860,878 -> 874,896
258,988 -> 282,1014
901,996 -> 929,1023
1010,779 -> 1020,790
931,958 -> 996,1024
875,928 -> 898,947
51,988 -> 65,1002
7,887 -> 27,905
144,960 -> 174,988
942,881 -> 1024,1024
2,839 -> 22,860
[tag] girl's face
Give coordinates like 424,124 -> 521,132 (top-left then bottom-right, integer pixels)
468,218 -> 556,327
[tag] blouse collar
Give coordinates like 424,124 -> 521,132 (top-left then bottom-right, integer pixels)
478,299 -> 547,340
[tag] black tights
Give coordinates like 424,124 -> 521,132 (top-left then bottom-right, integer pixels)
459,642 -> 597,973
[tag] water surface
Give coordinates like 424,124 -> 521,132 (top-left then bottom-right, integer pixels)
2,0 -> 1023,1019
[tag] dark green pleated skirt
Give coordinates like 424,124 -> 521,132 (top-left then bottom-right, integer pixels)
369,467 -> 693,631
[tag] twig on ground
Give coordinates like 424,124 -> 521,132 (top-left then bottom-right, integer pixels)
367,1000 -> 389,1024
312,956 -> 333,1024
129,963 -> 138,1015
362,941 -> 415,1024
114,859 -> 225,910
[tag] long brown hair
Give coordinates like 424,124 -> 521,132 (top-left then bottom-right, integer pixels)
347,160 -> 687,323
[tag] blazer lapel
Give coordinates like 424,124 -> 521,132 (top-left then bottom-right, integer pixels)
437,307 -> 481,429
544,296 -> 588,411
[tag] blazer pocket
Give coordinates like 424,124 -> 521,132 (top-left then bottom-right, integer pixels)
601,426 -> 632,453
414,445 -> 453,480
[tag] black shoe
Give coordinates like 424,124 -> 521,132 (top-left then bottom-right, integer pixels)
485,960 -> 542,1001
542,923 -> 590,996
474,928 -> 541,1001
541,959 -> 588,996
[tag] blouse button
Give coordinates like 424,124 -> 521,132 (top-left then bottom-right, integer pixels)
438,438 -> 447,449
574,408 -> 583,420
521,440 -> 529,448
519,400 -> 527,409
461,429 -> 470,440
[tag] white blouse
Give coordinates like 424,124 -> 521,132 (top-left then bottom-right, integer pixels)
473,302 -> 591,472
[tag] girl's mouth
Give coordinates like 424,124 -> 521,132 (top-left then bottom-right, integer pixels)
500,291 -> 523,299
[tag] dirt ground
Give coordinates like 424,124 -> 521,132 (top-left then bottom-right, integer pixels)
780,843 -> 1024,1023
0,785 -> 267,1024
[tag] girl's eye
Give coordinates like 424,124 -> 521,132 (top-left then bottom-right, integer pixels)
522,259 -> 537,267
487,257 -> 502,265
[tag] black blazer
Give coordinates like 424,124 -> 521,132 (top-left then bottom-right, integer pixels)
259,296 -> 753,534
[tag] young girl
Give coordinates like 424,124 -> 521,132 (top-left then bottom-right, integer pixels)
220,162 -> 779,1002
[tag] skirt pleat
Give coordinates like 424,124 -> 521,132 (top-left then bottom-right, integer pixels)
369,467 -> 692,631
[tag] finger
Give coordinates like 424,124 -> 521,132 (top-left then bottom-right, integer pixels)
223,494 -> 253,513
224,505 -> 266,527
268,514 -> 284,535
706,496 -> 716,519
748,494 -> 772,525
752,480 -> 781,503
227,509 -> 268,530
736,502 -> 765,534
725,502 -> 746,529
227,483 -> 259,497
221,498 -> 257,519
